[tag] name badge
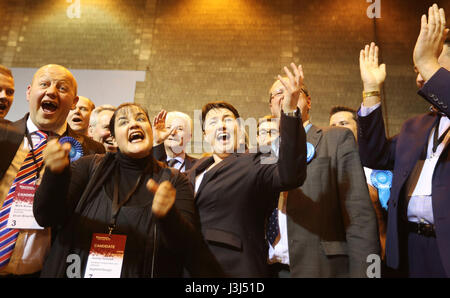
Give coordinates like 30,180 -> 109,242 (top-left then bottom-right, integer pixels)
7,183 -> 44,230
84,233 -> 127,278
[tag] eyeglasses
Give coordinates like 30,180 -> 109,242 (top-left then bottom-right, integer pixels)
258,128 -> 279,137
269,89 -> 283,103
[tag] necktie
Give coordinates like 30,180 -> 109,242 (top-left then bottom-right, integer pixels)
0,130 -> 47,269
267,207 -> 279,246
168,158 -> 179,168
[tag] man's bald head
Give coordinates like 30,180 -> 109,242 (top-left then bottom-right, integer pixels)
31,64 -> 78,96
26,64 -> 79,131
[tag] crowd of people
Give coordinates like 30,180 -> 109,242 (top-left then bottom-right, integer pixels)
0,4 -> 448,278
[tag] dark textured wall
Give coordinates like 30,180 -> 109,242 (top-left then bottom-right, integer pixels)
1,0 -> 449,137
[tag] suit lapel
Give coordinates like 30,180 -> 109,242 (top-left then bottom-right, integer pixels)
400,113 -> 438,167
184,154 -> 195,170
440,116 -> 450,153
191,154 -> 238,199
306,124 -> 323,152
187,156 -> 214,194
394,113 -> 439,193
0,114 -> 28,179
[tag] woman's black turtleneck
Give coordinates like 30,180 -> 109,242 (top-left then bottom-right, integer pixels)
105,150 -> 154,206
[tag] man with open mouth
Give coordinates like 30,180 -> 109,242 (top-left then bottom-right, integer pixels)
0,65 -> 15,123
89,104 -> 118,153
0,64 -> 104,278
67,96 -> 95,136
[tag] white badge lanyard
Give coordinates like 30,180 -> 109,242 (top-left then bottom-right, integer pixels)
411,117 -> 449,197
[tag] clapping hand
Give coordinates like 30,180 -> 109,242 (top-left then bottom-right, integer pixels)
147,179 -> 176,218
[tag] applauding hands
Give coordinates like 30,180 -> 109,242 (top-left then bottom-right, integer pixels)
147,178 -> 176,218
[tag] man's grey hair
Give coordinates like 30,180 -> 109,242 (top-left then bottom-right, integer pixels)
166,111 -> 193,134
89,104 -> 116,128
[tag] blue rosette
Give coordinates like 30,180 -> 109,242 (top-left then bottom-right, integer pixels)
370,170 -> 393,210
59,136 -> 84,162
306,142 -> 315,163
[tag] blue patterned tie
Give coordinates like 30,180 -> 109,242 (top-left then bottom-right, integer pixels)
168,158 -> 179,168
267,207 -> 279,246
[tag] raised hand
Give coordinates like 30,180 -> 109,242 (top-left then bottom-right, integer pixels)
360,42 -> 386,92
413,4 -> 449,81
152,109 -> 175,145
147,178 -> 176,218
43,139 -> 71,174
278,63 -> 304,113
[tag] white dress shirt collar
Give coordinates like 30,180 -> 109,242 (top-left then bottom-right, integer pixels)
26,117 -> 67,137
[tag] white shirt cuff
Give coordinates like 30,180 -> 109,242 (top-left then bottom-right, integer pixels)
358,102 -> 381,117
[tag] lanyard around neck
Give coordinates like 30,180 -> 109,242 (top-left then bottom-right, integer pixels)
25,128 -> 45,182
110,164 -> 146,235
432,116 -> 450,154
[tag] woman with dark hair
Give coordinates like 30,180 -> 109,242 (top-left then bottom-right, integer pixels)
180,64 -> 308,277
33,103 -> 222,277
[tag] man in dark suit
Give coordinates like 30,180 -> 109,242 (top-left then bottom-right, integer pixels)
0,65 -> 15,123
152,110 -> 197,172
183,63 -> 307,277
267,74 -> 379,277
329,106 -> 388,261
357,4 -> 450,277
0,64 -> 104,277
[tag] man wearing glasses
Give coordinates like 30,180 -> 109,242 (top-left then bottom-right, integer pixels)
267,78 -> 379,277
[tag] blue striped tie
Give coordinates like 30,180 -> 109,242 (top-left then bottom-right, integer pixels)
0,130 -> 47,269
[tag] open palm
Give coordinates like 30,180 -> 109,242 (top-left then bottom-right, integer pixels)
360,42 -> 386,88
152,110 -> 174,145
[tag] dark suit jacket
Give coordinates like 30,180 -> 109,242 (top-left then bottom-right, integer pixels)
286,125 -> 379,277
183,154 -> 198,171
152,143 -> 198,172
357,68 -> 450,276
185,112 -> 307,277
0,113 -> 105,180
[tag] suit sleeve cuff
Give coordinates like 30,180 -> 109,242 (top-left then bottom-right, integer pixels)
358,102 -> 381,117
